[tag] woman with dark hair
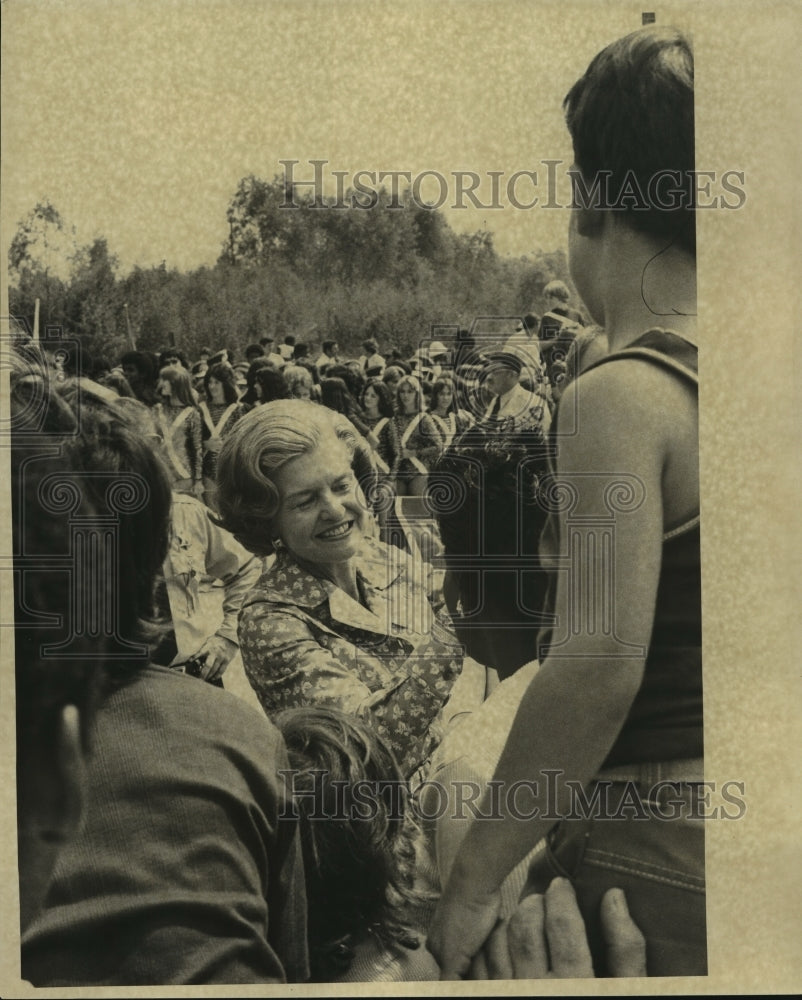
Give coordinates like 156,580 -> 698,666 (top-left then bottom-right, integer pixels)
392,376 -> 444,497
158,348 -> 189,372
253,365 -> 292,406
239,358 -> 272,409
275,706 -> 436,982
120,350 -> 159,407
428,376 -> 473,451
153,366 -> 204,497
199,362 -> 246,510
318,377 -> 380,521
430,422 -> 549,679
360,378 -> 400,477
320,377 -> 370,436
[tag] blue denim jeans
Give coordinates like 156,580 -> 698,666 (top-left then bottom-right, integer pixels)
523,778 -> 707,977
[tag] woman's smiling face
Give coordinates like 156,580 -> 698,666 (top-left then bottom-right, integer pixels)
271,437 -> 366,569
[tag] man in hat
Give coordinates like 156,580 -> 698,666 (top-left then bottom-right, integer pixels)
428,340 -> 450,379
481,350 -> 550,433
503,314 -> 551,409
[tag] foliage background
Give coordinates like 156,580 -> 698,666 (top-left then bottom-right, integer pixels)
8,179 -> 579,363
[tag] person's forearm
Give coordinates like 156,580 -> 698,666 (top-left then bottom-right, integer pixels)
447,655 -> 643,895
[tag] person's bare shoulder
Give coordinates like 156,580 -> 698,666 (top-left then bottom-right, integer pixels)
558,358 -> 696,468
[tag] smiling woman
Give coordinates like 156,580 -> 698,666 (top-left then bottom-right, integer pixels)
215,400 -> 487,778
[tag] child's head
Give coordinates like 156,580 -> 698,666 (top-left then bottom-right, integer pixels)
564,26 -> 695,255
275,706 -> 423,980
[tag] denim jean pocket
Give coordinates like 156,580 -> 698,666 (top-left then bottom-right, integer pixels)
522,818 -> 592,895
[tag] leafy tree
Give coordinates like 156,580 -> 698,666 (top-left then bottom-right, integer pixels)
8,201 -> 79,329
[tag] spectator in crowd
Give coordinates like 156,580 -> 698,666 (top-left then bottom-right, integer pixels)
208,348 -> 233,366
431,420 -> 549,679
153,365 -> 204,497
344,360 -> 368,401
359,338 -> 386,375
361,378 -> 401,478
393,375 -> 444,497
245,343 -> 265,364
427,375 -> 473,451
191,346 -> 211,381
320,376 -> 370,436
253,365 -> 292,405
199,361 -> 246,509
503,313 -> 548,397
240,357 -> 275,409
429,25 -> 703,979
538,279 -> 585,388
479,351 -> 550,435
260,336 -> 288,369
158,348 -> 189,372
284,363 -> 315,401
120,349 -> 159,407
280,335 -> 297,362
315,339 -> 340,373
427,341 -> 450,380
15,376 -> 309,985
382,365 -> 405,398
293,341 -> 310,362
326,363 -> 366,408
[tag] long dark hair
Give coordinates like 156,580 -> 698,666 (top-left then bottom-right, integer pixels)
320,377 -> 369,435
361,377 -> 395,418
203,362 -> 240,404
275,707 -> 428,981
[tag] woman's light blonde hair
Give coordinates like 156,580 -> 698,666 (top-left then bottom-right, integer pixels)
215,399 -> 357,556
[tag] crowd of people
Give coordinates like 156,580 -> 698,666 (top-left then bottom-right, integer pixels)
13,24 -> 702,986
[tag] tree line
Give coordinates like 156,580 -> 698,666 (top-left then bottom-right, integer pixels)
8,177 -> 578,364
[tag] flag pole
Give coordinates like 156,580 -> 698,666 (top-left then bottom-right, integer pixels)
123,303 -> 137,350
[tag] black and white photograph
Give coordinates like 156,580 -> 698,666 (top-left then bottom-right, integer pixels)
2,0 -> 800,993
